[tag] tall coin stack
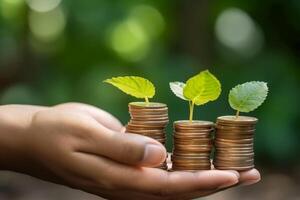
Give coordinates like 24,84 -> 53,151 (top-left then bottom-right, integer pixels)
213,116 -> 257,171
172,120 -> 214,171
125,102 -> 169,170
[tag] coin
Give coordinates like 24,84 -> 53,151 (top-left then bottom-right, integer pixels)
129,101 -> 167,107
125,102 -> 169,170
213,115 -> 257,171
172,164 -> 211,171
213,165 -> 254,171
172,120 -> 214,171
217,115 -> 258,123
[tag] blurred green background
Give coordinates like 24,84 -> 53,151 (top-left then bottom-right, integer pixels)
0,0 -> 300,199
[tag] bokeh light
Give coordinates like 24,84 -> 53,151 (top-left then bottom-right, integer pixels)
128,5 -> 165,38
215,7 -> 264,57
109,4 -> 164,62
1,0 -> 25,20
25,0 -> 61,12
28,7 -> 66,42
110,19 -> 150,62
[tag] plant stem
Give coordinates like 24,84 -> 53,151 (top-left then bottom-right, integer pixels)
235,110 -> 240,119
145,97 -> 149,105
189,101 -> 194,122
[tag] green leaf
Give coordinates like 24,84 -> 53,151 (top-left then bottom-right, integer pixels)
104,76 -> 155,99
169,82 -> 188,101
183,70 -> 221,105
229,81 -> 268,113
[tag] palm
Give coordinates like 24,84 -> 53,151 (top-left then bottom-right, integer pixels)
40,103 -> 261,200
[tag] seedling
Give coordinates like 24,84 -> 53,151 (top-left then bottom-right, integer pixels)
228,81 -> 268,119
104,76 -> 155,105
170,70 -> 222,122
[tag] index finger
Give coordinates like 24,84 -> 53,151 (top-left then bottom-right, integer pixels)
54,103 -> 123,131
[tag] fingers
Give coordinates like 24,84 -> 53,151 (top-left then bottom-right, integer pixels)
69,152 -> 239,197
54,102 -> 123,131
239,168 -> 261,185
212,161 -> 261,186
149,170 -> 239,196
53,103 -> 166,167
80,122 -> 167,167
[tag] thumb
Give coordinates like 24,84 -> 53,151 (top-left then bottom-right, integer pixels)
86,126 -> 167,167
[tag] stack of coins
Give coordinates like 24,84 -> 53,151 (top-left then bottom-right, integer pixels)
125,102 -> 169,170
172,120 -> 214,171
213,116 -> 258,171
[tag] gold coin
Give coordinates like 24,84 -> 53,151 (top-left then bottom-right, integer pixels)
174,120 -> 214,128
214,165 -> 254,171
126,102 -> 169,170
129,101 -> 167,107
172,120 -> 214,171
126,124 -> 166,129
217,115 -> 258,124
213,115 -> 257,171
130,120 -> 169,125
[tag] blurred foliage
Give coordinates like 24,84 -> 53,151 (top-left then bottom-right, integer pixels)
0,0 -> 299,169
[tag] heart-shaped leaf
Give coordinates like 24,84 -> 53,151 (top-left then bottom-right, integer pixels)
229,81 -> 268,113
104,76 -> 155,100
183,70 -> 221,106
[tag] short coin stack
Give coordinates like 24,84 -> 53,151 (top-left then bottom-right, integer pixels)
172,120 -> 214,171
213,116 -> 257,171
125,102 -> 169,170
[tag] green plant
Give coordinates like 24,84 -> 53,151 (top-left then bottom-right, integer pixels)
104,76 -> 155,104
228,81 -> 269,118
170,70 -> 221,122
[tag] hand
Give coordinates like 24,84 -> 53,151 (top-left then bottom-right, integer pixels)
0,103 -> 260,200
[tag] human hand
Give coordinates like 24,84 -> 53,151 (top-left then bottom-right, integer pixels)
0,103 -> 260,200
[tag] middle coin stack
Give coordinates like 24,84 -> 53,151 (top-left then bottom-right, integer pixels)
172,120 -> 214,171
125,102 -> 169,170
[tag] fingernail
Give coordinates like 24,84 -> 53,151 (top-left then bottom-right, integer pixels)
142,144 -> 165,166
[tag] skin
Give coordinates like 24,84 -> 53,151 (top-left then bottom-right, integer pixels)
0,103 -> 261,200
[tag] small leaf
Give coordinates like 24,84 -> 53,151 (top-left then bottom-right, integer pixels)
104,76 -> 155,99
169,82 -> 188,101
183,70 -> 221,105
229,81 -> 268,113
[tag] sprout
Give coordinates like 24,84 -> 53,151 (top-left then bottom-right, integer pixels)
170,70 -> 221,122
228,81 -> 268,118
